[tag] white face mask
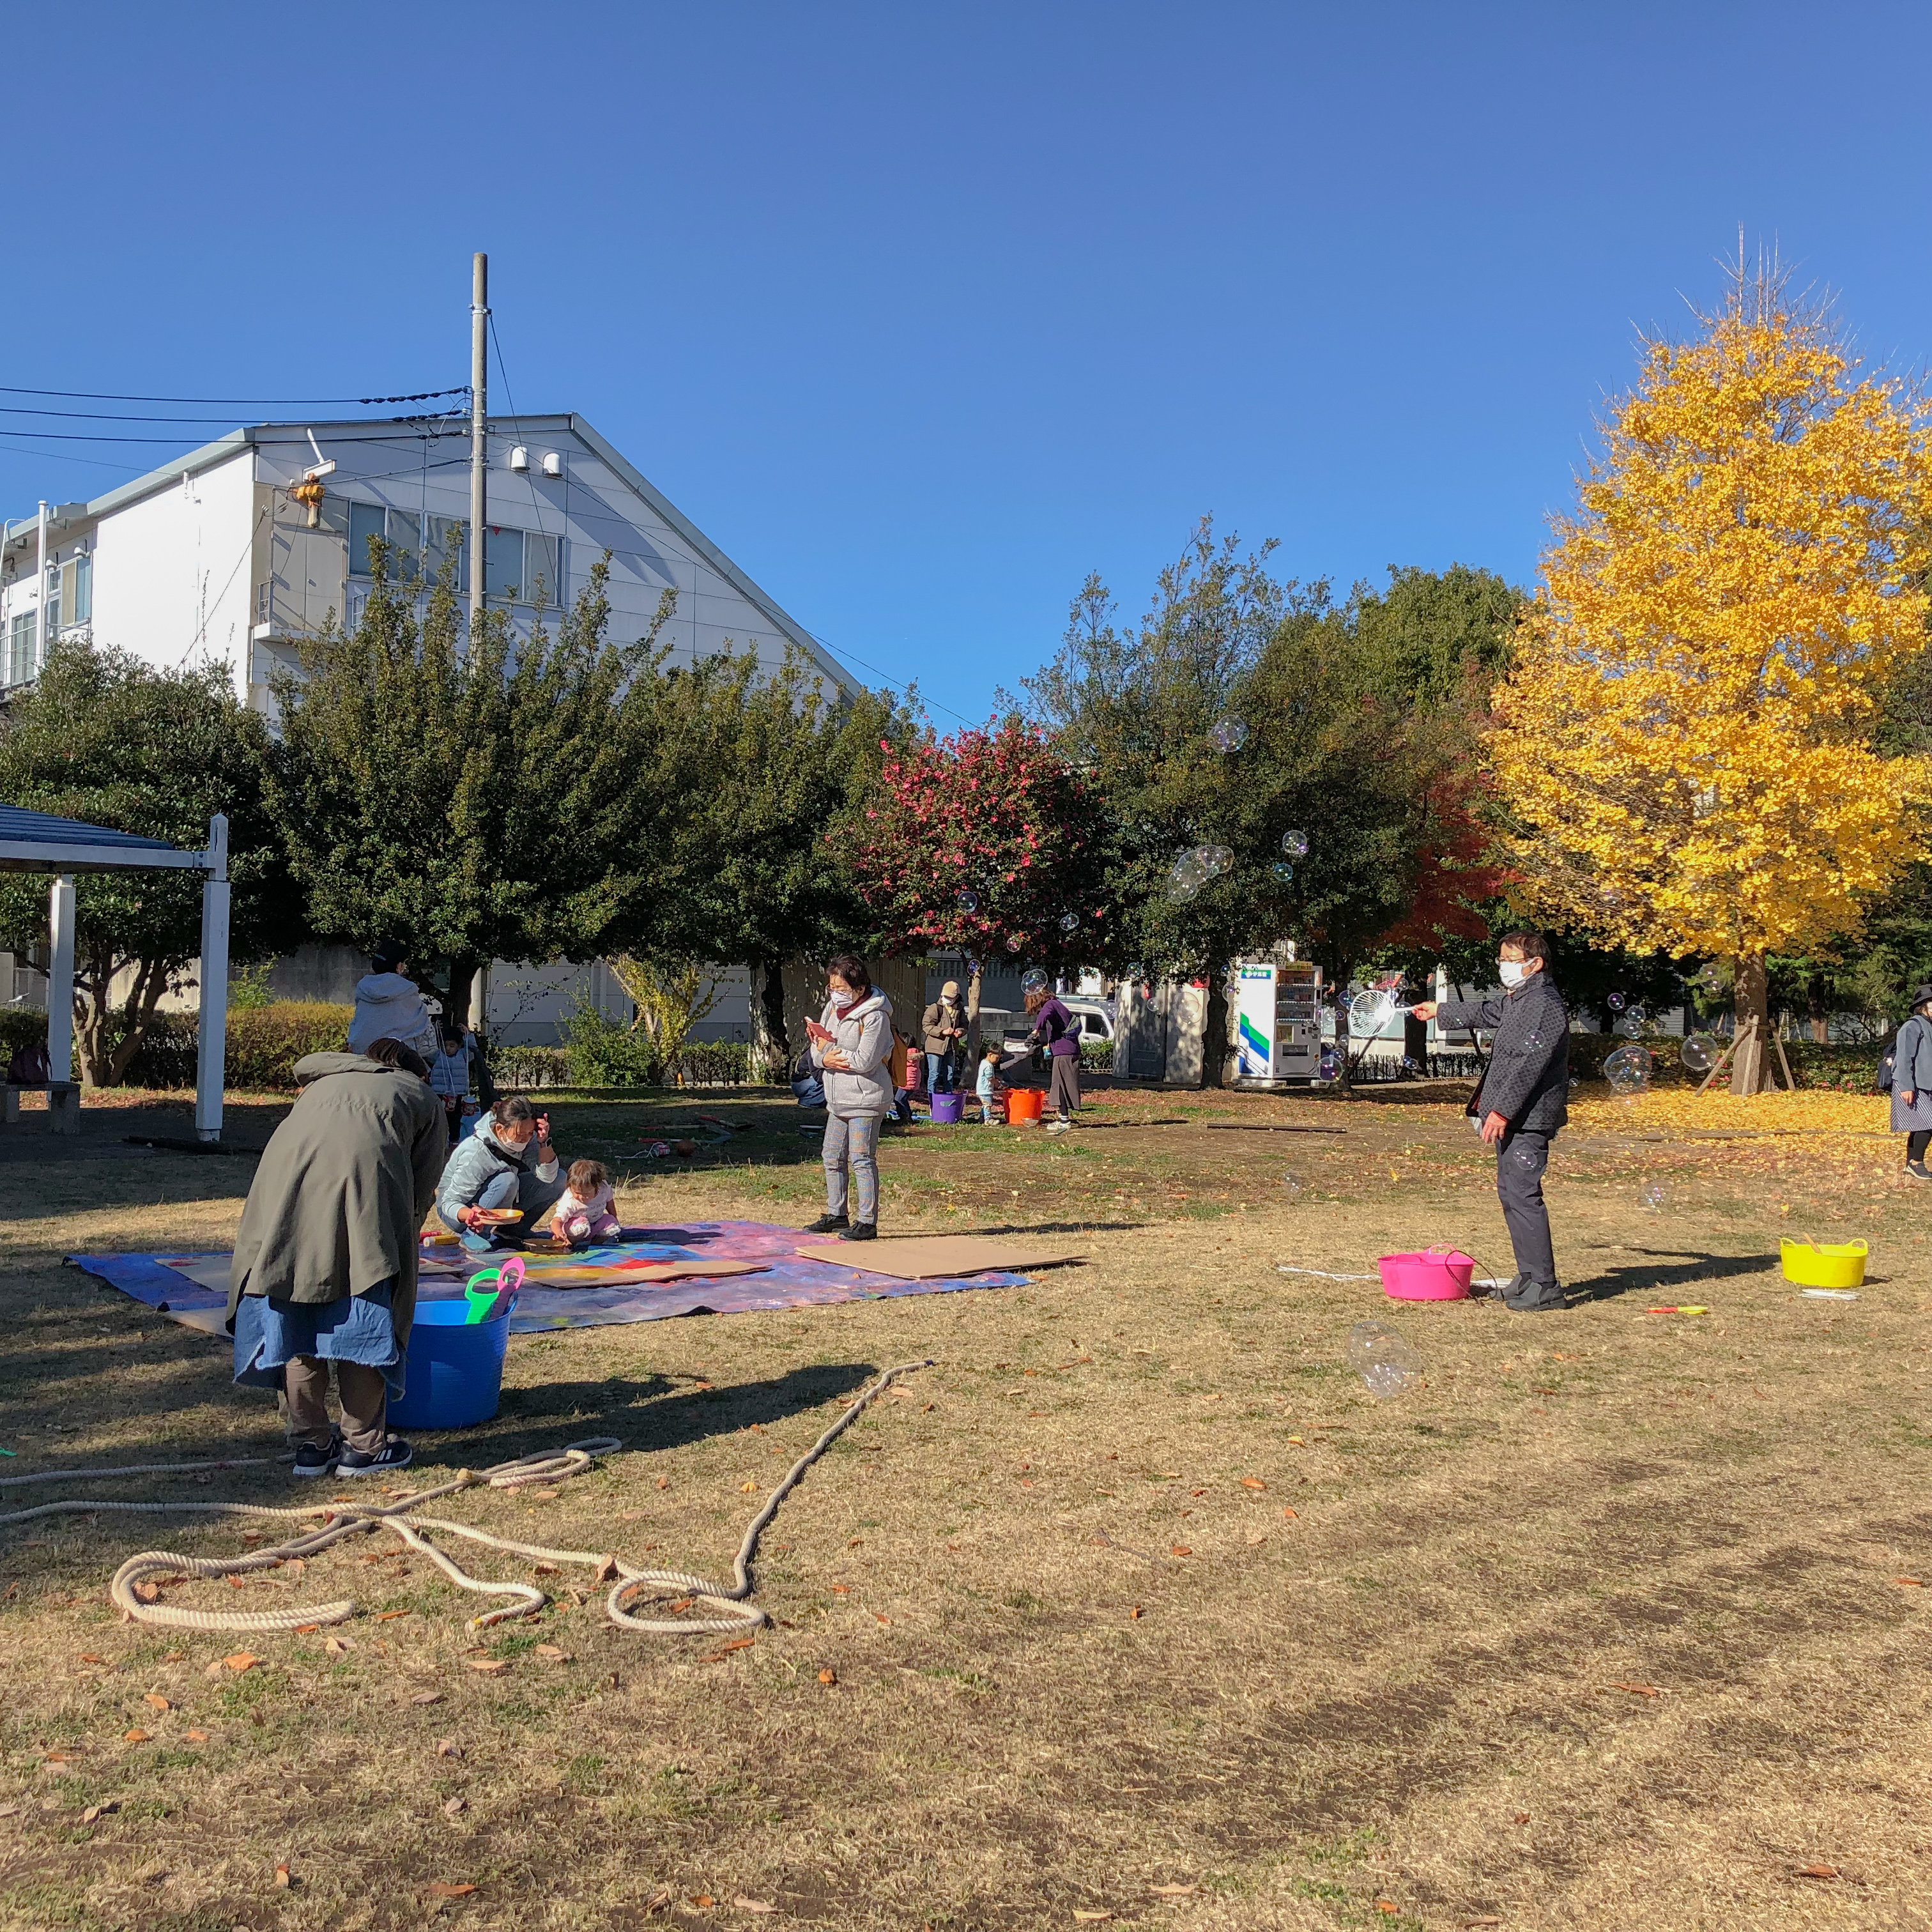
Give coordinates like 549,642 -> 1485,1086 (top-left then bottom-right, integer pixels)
1498,960 -> 1527,988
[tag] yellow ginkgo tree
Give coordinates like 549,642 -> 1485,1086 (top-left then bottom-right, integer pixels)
1490,257 -> 1932,1091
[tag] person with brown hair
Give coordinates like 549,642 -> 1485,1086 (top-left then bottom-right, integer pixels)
1025,981 -> 1082,1134
226,1039 -> 447,1478
802,953 -> 894,1241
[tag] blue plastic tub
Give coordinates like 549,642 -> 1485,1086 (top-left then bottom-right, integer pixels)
390,1297 -> 511,1431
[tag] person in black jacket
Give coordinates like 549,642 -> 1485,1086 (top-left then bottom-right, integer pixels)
1412,930 -> 1571,1312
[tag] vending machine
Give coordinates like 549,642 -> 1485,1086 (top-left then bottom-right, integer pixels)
1232,956 -> 1324,1084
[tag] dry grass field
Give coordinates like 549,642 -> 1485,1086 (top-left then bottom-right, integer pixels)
0,1076 -> 1927,1931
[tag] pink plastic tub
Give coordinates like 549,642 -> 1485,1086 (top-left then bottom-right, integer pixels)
1377,1246 -> 1475,1301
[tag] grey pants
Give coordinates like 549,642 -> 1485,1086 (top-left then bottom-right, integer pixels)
284,1358 -> 388,1455
1048,1055 -> 1082,1118
1496,1127 -> 1561,1304
822,1111 -> 881,1225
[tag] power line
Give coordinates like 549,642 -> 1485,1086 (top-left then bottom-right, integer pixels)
0,384 -> 469,406
0,425 -> 468,445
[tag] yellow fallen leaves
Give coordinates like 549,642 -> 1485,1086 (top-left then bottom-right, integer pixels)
1571,1087 -> 1885,1138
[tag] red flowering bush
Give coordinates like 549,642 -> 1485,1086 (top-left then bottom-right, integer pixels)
845,719 -> 1113,972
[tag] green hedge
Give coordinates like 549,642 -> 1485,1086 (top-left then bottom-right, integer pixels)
0,1002 -> 356,1090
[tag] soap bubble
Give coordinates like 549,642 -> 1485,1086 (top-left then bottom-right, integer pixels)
1209,719 -> 1250,753
1167,845 -> 1233,902
955,890 -> 979,914
1271,861 -> 1295,884
1057,912 -> 1078,933
1346,1320 -> 1423,1400
1282,1173 -> 1303,1198
1401,1055 -> 1419,1073
1125,962 -> 1145,981
1280,829 -> 1309,857
1349,987 -> 1400,1037
1602,1043 -> 1655,1094
1318,1047 -> 1339,1080
1606,992 -> 1627,1012
1004,934 -> 1024,953
1680,1033 -> 1718,1075
1020,968 -> 1050,997
1625,1004 -> 1646,1024
1642,1182 -> 1668,1211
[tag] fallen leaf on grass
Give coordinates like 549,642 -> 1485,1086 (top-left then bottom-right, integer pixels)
122,1729 -> 151,1744
1129,1606 -> 1143,1620
593,1556 -> 619,1583
142,1692 -> 170,1713
734,1901 -> 776,1914
1793,1864 -> 1841,1880
818,1668 -> 836,1685
185,1729 -> 209,1744
435,1739 -> 461,1757
1894,1577 -> 1924,1588
1241,1477 -> 1266,1491
274,1863 -> 291,1888
1609,1682 -> 1660,1698
77,1653 -> 104,1665
1243,1528 -> 1268,1546
427,1881 -> 477,1897
1286,1436 -> 1305,1447
467,1659 -> 509,1674
1282,1507 -> 1298,1520
410,1692 -> 443,1706
535,1644 -> 572,1661
690,1897 -> 715,1910
79,1802 -> 118,1825
442,1797 -> 467,1818
1170,1547 -> 1192,1558
377,1609 -> 412,1621
874,1613 -> 892,1626
697,1640 -> 756,1663
324,1637 -> 352,1658
224,1653 -> 259,1673
740,1482 -> 758,1493
1374,1905 -> 1398,1917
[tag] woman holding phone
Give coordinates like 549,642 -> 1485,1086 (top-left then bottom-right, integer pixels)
802,954 -> 894,1242
436,1094 -> 569,1251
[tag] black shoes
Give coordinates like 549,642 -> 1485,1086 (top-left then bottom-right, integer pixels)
839,1222 -> 878,1242
1906,1162 -> 1931,1182
336,1439 -> 414,1476
291,1437 -> 340,1479
804,1213 -> 850,1234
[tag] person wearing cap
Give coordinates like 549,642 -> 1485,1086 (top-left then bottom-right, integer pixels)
1888,985 -> 1932,1181
921,981 -> 968,1094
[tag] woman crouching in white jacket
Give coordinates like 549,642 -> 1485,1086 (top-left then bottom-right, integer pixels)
804,953 -> 894,1242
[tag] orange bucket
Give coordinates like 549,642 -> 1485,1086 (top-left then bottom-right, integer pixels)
1006,1088 -> 1044,1125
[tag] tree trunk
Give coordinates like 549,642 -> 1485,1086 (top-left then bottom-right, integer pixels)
1202,965 -> 1231,1089
750,954 -> 789,1082
446,956 -> 481,1031
1806,972 -> 1828,1045
963,959 -> 984,1061
1731,952 -> 1770,1095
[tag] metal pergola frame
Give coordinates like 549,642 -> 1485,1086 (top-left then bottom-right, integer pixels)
0,807 -> 231,1141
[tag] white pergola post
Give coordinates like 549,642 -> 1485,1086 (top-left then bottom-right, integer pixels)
46,873 -> 77,1131
195,814 -> 230,1143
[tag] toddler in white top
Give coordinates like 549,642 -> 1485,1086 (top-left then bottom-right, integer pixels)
551,1158 -> 620,1246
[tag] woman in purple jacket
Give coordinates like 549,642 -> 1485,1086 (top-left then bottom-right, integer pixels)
1026,983 -> 1082,1134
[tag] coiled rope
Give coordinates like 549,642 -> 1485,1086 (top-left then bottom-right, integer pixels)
0,1360 -> 930,1640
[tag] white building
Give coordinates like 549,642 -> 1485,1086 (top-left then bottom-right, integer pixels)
0,414 -> 857,1041
0,413 -> 853,702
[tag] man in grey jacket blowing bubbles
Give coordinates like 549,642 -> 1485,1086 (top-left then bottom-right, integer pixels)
1411,930 -> 1572,1314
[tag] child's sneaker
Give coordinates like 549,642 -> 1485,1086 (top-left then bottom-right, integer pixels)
336,1439 -> 414,1477
291,1436 -> 341,1479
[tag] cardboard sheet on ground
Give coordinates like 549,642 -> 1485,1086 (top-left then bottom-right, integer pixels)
794,1235 -> 1087,1280
70,1220 -> 1032,1335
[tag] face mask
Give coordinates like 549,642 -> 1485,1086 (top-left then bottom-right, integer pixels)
1498,960 -> 1526,988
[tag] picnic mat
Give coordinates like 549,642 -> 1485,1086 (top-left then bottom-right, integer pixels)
793,1236 -> 1088,1280
70,1220 -> 1034,1336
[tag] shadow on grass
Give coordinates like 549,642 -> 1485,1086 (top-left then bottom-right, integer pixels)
1571,1250 -> 1780,1303
477,1361 -> 878,1459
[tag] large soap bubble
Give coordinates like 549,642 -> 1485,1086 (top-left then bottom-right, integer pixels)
1346,1320 -> 1423,1400
1004,934 -> 1024,953
1209,719 -> 1250,753
1167,845 -> 1233,902
1020,967 -> 1051,997
1606,992 -> 1627,1013
1271,861 -> 1295,884
1680,1033 -> 1718,1075
1280,829 -> 1309,858
1602,1043 -> 1655,1094
955,889 -> 980,914
1057,912 -> 1079,933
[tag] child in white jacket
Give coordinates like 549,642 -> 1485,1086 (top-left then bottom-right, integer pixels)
803,953 -> 893,1243
550,1159 -> 620,1246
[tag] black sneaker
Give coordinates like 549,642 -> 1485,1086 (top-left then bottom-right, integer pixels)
335,1439 -> 413,1477
1506,1291 -> 1567,1314
804,1213 -> 850,1234
291,1438 -> 340,1479
1907,1161 -> 1931,1182
839,1222 -> 878,1242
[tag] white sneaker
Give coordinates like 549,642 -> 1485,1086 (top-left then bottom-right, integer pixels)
1045,1118 -> 1072,1135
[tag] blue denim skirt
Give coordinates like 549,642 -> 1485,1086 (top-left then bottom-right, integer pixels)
233,1282 -> 404,1397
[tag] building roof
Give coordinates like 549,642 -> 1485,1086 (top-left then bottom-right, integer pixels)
5,414 -> 855,695
0,805 -> 210,873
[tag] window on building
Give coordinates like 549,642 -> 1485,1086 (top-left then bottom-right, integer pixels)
484,526 -> 562,608
6,611 -> 35,686
70,552 -> 91,627
348,505 -> 557,606
41,565 -> 59,648
424,514 -> 468,592
348,502 -> 386,578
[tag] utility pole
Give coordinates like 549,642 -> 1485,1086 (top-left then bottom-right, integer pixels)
469,252 -> 488,638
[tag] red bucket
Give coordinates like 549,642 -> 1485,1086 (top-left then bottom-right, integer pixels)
1006,1088 -> 1044,1125
1377,1246 -> 1475,1301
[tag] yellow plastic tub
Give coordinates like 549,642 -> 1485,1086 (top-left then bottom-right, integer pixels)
1780,1238 -> 1867,1289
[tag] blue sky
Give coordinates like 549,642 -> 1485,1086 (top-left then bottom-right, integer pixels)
4,3 -> 1928,723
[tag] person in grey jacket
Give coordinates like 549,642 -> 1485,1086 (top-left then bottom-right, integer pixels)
802,953 -> 894,1242
1889,984 -> 1932,1181
436,1095 -> 568,1251
1413,930 -> 1572,1312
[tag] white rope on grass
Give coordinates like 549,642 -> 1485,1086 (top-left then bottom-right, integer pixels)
0,1363 -> 931,1641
